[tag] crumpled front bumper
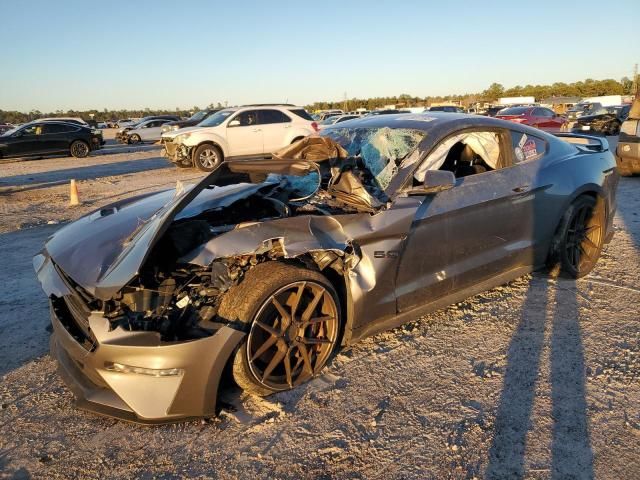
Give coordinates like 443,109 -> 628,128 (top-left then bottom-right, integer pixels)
115,131 -> 131,144
36,253 -> 246,424
163,140 -> 192,166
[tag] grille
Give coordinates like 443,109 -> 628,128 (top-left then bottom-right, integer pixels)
53,264 -> 99,351
52,296 -> 96,352
164,141 -> 178,157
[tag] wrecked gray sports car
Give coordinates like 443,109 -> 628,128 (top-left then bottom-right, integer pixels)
34,114 -> 618,423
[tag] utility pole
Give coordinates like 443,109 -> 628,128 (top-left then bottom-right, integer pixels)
343,92 -> 347,112
633,63 -> 639,97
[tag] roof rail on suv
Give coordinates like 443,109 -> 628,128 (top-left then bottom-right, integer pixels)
242,103 -> 296,107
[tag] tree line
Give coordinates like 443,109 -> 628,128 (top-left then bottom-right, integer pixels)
0,103 -> 228,125
0,77 -> 636,124
307,77 -> 636,111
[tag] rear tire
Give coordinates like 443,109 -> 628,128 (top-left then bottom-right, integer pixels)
547,195 -> 605,279
218,262 -> 341,396
69,140 -> 89,158
193,144 -> 222,172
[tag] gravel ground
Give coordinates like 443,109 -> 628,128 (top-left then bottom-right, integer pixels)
0,142 -> 638,479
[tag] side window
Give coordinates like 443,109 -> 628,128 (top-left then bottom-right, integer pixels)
414,130 -> 505,182
231,110 -> 258,127
42,124 -> 72,134
21,124 -> 41,136
511,131 -> 546,163
259,109 -> 292,124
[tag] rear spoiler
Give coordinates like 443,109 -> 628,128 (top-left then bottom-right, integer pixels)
553,133 -> 609,152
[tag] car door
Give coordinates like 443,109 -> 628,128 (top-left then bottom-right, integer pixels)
39,123 -> 76,153
225,110 -> 263,157
6,124 -> 44,156
140,120 -> 165,141
533,107 -> 561,132
395,128 -> 541,312
258,109 -> 293,153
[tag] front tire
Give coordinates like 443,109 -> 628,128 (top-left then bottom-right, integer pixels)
193,144 -> 223,172
548,195 -> 606,279
218,262 -> 341,396
128,134 -> 141,144
69,140 -> 90,158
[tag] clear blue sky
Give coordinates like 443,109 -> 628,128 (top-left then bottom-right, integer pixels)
1,0 -> 638,111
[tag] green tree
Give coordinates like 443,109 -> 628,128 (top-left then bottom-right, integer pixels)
482,83 -> 505,100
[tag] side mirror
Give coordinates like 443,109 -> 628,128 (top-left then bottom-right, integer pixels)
408,170 -> 456,195
228,119 -> 240,127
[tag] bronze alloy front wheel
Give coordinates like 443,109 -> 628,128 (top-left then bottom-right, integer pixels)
220,262 -> 341,396
550,195 -> 606,278
246,281 -> 339,392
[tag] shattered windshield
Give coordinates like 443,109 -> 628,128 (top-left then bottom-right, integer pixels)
321,127 -> 426,191
266,172 -> 320,199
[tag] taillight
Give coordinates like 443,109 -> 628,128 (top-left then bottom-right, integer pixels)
311,121 -> 319,132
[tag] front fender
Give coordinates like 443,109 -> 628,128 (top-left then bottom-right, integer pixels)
185,133 -> 228,157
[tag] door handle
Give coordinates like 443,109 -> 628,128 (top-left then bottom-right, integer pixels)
252,128 -> 261,132
512,185 -> 530,193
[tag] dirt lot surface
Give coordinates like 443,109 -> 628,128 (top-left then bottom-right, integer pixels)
0,141 -> 638,479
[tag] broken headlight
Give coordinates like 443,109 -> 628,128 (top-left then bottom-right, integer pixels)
174,133 -> 191,143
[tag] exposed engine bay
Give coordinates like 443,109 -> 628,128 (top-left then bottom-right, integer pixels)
100,132 -> 424,341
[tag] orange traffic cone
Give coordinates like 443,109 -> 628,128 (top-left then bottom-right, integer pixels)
69,179 -> 80,206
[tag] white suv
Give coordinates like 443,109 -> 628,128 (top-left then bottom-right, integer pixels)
161,105 -> 318,171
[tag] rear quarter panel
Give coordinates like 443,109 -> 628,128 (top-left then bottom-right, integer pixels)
537,139 -> 618,255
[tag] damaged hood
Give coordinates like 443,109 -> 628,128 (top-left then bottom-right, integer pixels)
161,126 -> 202,139
44,180 -> 270,299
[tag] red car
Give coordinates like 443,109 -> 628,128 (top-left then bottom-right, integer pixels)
496,106 -> 566,132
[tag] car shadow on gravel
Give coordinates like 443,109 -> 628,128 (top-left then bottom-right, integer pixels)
0,157 -> 172,193
486,275 -> 594,479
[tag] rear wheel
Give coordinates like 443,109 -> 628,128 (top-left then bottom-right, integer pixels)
548,195 -> 605,278
193,144 -> 222,172
219,262 -> 341,396
69,140 -> 89,158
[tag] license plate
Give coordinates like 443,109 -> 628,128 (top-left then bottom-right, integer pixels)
581,125 -> 591,131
